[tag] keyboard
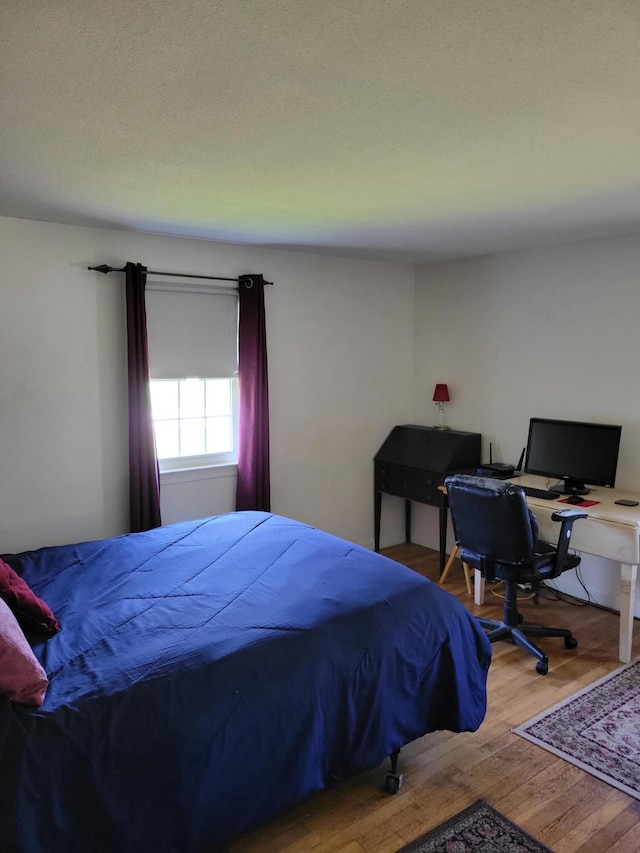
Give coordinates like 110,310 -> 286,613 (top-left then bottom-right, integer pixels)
520,486 -> 561,500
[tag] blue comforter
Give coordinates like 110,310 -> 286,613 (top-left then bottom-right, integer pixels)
1,512 -> 491,852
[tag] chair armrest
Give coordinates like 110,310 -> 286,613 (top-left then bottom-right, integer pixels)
550,509 -> 589,523
549,509 -> 588,571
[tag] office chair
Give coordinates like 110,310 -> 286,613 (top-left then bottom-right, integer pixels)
444,474 -> 588,675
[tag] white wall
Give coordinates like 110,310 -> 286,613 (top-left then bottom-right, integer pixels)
8,212 -> 638,616
411,232 -> 640,614
0,215 -> 413,554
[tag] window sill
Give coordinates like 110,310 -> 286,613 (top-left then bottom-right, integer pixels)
159,463 -> 238,484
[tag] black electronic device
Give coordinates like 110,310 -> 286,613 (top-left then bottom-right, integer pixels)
480,442 -> 515,477
524,418 -> 622,496
615,499 -> 639,507
479,462 -> 515,477
567,495 -> 586,505
521,486 -> 561,500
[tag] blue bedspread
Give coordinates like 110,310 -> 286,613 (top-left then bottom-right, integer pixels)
1,512 -> 491,852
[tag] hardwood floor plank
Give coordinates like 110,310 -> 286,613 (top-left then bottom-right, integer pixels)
571,800 -> 640,852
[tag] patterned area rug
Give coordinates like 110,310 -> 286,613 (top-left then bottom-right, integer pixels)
397,800 -> 552,852
514,657 -> 640,800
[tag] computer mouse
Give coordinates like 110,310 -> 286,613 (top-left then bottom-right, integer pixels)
567,495 -> 585,504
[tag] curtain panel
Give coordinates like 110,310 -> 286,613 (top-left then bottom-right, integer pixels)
125,262 -> 162,532
235,275 -> 271,512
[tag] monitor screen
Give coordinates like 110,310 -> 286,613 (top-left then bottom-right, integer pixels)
524,418 -> 622,495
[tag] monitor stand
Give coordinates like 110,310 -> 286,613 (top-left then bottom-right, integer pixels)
556,478 -> 590,496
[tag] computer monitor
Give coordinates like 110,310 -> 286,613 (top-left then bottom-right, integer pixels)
524,418 -> 622,495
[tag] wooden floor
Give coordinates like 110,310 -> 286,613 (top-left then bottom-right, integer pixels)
231,544 -> 640,853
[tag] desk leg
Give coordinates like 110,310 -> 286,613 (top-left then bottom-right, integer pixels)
474,569 -> 485,606
405,499 -> 411,544
438,502 -> 448,574
619,562 -> 638,663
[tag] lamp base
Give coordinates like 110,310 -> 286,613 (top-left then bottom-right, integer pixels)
434,400 -> 449,430
433,424 -> 451,430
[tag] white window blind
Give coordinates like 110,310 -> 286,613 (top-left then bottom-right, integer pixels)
145,285 -> 238,379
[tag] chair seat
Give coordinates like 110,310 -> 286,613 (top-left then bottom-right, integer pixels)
459,548 -> 581,585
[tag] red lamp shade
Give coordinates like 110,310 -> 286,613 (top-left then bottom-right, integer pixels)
432,384 -> 450,403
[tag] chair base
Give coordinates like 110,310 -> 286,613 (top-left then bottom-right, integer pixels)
477,616 -> 578,675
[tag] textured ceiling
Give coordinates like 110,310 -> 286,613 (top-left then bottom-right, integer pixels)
2,1 -> 640,263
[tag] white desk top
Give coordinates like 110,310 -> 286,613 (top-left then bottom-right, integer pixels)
512,474 -> 640,565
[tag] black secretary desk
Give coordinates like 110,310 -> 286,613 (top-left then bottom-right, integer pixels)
374,425 -> 481,569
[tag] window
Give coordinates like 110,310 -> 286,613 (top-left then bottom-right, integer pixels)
150,377 -> 238,470
144,279 -> 239,472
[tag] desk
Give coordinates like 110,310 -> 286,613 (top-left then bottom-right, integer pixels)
374,425 -> 481,570
473,474 -> 640,663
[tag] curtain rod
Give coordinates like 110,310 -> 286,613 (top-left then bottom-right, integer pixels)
87,265 -> 272,285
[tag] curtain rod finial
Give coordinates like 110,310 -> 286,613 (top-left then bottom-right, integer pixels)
88,264 -> 115,274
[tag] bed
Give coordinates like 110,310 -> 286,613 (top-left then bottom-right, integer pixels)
0,511 -> 491,853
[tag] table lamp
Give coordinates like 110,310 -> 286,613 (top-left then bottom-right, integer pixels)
432,384 -> 450,430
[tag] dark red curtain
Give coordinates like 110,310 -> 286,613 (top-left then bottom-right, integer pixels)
235,274 -> 271,511
125,262 -> 161,532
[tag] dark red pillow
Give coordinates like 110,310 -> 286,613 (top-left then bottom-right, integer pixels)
0,598 -> 49,705
0,558 -> 60,636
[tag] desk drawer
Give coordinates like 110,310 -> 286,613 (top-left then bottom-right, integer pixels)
375,463 -> 441,505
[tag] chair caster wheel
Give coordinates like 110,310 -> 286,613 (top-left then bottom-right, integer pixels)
565,636 -> 578,649
536,659 -> 549,675
385,773 -> 403,794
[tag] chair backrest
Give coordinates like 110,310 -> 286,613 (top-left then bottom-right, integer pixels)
445,474 -> 538,568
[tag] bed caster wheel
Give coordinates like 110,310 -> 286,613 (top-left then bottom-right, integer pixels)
536,659 -> 549,675
385,772 -> 403,794
565,636 -> 578,650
